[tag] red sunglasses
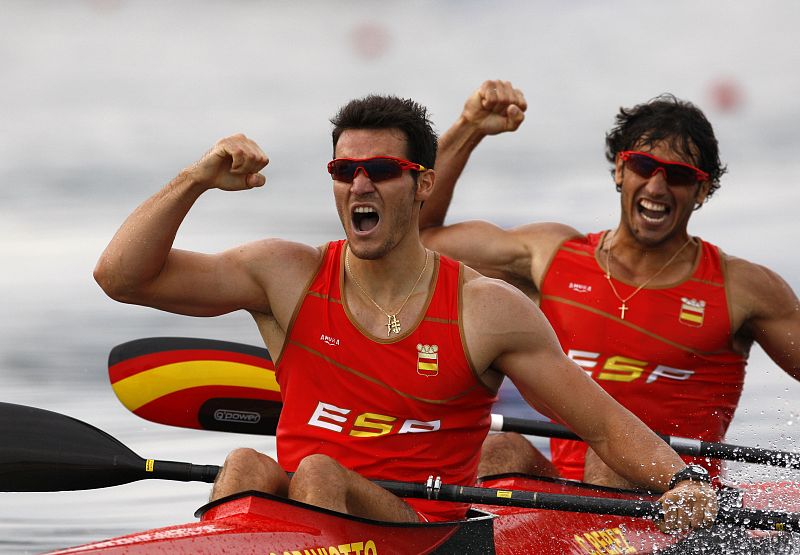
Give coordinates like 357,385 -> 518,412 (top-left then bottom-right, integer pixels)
619,151 -> 709,186
327,156 -> 426,183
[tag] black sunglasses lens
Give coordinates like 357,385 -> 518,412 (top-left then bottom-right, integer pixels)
625,154 -> 658,178
664,166 -> 697,186
330,160 -> 356,181
362,159 -> 402,182
626,154 -> 697,186
330,159 -> 403,182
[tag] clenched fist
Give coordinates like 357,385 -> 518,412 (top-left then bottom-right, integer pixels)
188,134 -> 269,191
461,80 -> 527,137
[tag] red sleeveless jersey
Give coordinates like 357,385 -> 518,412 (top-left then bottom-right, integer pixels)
275,240 -> 496,521
539,232 -> 746,480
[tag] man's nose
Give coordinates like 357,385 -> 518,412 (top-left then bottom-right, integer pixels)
645,167 -> 670,192
350,168 -> 376,194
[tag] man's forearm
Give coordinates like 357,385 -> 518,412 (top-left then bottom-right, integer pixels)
595,416 -> 684,492
420,117 -> 486,229
421,80 -> 526,230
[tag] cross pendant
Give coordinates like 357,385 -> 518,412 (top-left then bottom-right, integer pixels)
618,302 -> 628,320
386,314 -> 402,337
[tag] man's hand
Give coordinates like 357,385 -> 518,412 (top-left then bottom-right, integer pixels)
188,134 -> 269,191
658,480 -> 718,533
461,80 -> 527,137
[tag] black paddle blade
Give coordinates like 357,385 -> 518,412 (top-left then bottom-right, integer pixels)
0,402 -> 147,491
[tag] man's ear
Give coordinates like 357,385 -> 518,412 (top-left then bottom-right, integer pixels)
415,169 -> 435,201
614,155 -> 624,189
694,180 -> 711,209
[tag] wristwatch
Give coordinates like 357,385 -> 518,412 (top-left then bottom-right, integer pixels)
668,464 -> 711,489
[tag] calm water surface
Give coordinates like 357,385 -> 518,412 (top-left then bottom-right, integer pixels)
2,1 -> 800,553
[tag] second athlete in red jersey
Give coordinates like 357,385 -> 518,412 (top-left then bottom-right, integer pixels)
539,232 -> 746,480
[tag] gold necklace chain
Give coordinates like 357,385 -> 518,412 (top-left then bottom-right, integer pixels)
345,246 -> 430,337
603,232 -> 693,320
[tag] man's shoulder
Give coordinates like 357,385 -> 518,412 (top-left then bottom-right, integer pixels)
718,248 -> 795,315
245,239 -> 329,329
510,221 -> 583,244
238,237 -> 323,258
237,238 -> 326,276
717,248 -> 775,284
462,268 -> 540,317
700,241 -> 751,287
509,223 -> 586,285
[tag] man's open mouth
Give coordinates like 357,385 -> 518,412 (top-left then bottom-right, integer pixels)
353,206 -> 379,232
637,198 -> 670,223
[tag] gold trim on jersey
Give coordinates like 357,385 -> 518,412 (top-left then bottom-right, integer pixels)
275,242 -> 333,369
288,339 -> 484,404
308,290 -> 343,304
422,316 -> 457,325
560,245 -> 594,257
687,277 -> 724,287
542,294 -> 735,357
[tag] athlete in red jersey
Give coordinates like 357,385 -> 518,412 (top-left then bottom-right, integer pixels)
96,90 -> 717,530
541,232 -> 745,480
420,80 -> 800,488
277,240 -> 496,520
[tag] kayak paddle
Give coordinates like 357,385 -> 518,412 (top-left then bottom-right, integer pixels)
0,401 -> 797,532
108,336 -> 800,469
0,401 -> 218,491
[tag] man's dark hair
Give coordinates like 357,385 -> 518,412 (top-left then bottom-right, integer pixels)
605,94 -> 726,198
331,95 -> 438,172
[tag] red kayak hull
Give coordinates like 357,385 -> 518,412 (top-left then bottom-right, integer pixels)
47,492 -> 496,554
481,475 -> 676,554
46,475 -> 799,554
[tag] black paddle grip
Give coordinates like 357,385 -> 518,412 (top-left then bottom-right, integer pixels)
148,460 -> 221,483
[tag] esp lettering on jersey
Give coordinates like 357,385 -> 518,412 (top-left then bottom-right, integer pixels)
308,401 -> 441,437
567,349 -> 694,384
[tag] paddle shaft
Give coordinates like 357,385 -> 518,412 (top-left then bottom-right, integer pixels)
493,415 -> 800,470
374,478 -> 800,532
374,478 -> 658,519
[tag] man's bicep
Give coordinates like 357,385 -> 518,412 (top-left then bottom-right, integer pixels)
503,341 -> 612,433
141,239 -> 307,317
491,299 -> 597,424
738,261 -> 800,380
139,247 -> 270,317
751,278 -> 800,380
468,276 -> 608,428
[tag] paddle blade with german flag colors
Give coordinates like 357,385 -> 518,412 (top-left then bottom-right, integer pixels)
108,337 -> 282,435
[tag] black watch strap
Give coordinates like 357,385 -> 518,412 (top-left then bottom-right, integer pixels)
668,464 -> 710,489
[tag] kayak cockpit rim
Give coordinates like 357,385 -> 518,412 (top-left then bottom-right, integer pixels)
194,489 -> 498,526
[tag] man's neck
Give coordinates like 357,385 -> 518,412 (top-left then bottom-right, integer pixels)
345,242 -> 430,302
602,228 -> 697,284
